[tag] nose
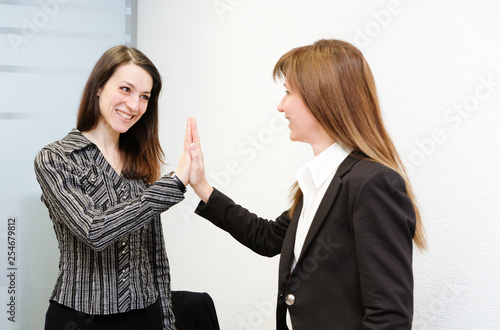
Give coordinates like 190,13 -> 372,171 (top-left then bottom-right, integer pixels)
277,96 -> 285,113
126,95 -> 140,112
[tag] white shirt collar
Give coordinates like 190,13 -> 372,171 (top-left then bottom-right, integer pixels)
296,143 -> 352,192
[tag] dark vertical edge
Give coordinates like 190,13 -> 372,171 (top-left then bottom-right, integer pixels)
127,0 -> 138,47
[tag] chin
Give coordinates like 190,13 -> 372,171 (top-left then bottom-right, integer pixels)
289,133 -> 300,142
113,126 -> 132,134
114,122 -> 136,134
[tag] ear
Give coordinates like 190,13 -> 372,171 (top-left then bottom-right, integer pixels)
97,87 -> 101,97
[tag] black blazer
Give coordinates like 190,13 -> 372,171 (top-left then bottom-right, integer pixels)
195,154 -> 416,329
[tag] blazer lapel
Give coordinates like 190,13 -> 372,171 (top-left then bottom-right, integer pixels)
293,153 -> 361,269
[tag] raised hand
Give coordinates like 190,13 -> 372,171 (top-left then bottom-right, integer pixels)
174,117 -> 193,186
189,118 -> 213,203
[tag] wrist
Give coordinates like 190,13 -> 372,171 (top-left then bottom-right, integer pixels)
193,180 -> 213,203
169,171 -> 187,193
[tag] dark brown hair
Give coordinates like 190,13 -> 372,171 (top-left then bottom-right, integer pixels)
77,45 -> 163,184
274,39 -> 426,250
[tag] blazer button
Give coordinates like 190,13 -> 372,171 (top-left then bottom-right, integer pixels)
285,294 -> 295,306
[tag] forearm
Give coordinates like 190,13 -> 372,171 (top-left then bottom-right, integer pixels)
195,188 -> 289,257
35,149 -> 185,250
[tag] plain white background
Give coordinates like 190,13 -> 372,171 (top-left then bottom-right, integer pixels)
137,0 -> 500,329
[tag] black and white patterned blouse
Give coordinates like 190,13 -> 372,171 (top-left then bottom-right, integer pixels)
34,129 -> 184,330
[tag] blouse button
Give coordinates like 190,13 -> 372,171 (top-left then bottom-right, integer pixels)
122,242 -> 126,246
122,278 -> 126,282
122,270 -> 126,274
122,250 -> 126,254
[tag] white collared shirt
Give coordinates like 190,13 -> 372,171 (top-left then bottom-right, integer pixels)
287,143 -> 351,329
291,142 -> 351,271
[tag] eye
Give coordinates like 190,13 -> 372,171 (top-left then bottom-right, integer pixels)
141,95 -> 150,101
120,86 -> 130,92
284,89 -> 290,95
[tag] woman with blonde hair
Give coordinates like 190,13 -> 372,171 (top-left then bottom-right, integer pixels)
188,39 -> 425,329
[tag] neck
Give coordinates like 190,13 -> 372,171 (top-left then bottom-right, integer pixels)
83,123 -> 120,153
310,137 -> 335,156
304,126 -> 335,156
82,123 -> 123,173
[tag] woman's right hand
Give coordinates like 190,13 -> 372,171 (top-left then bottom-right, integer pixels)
174,117 -> 193,187
189,118 -> 213,203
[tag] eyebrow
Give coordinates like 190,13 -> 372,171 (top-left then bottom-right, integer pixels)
120,81 -> 151,94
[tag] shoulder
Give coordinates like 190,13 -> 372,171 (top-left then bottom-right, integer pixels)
36,129 -> 91,157
352,158 -> 400,177
35,129 -> 90,169
343,156 -> 406,194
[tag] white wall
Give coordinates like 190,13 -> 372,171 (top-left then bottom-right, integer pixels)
138,1 -> 500,329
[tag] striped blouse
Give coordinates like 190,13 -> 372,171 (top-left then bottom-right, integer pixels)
34,129 -> 185,330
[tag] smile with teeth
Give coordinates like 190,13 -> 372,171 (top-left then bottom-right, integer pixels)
116,109 -> 133,120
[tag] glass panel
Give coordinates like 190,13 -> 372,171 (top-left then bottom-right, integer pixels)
0,1 -> 135,329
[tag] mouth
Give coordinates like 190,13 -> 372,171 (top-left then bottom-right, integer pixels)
116,109 -> 133,120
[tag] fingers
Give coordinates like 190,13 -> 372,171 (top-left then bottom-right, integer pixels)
189,137 -> 202,167
191,117 -> 201,148
184,117 -> 193,151
188,131 -> 213,203
189,117 -> 203,163
174,117 -> 194,187
188,124 -> 205,186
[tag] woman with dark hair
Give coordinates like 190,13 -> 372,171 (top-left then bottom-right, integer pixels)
188,39 -> 426,329
35,45 -> 191,330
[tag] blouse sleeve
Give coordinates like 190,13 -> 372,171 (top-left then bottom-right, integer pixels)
34,147 -> 185,251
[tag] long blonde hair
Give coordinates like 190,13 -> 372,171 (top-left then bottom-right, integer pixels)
273,39 -> 426,251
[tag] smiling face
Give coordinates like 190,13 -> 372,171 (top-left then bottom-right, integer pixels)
277,81 -> 327,145
96,62 -> 153,135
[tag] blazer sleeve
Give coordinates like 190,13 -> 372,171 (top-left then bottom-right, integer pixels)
351,168 -> 416,329
194,188 -> 290,257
